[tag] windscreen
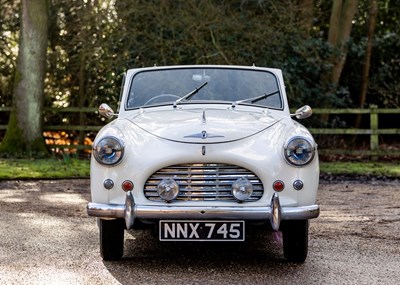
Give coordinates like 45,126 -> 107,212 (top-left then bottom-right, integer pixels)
126,67 -> 282,109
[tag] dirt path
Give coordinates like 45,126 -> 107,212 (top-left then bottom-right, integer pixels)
0,179 -> 399,285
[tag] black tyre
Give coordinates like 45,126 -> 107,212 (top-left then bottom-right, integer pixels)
281,220 -> 309,263
99,218 -> 125,261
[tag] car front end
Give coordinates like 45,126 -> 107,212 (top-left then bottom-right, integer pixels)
87,65 -> 319,262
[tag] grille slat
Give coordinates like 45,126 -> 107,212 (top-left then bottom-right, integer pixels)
144,163 -> 264,202
145,182 -> 263,187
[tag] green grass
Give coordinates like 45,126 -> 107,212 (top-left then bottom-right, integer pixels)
320,161 -> 400,178
0,159 -> 399,179
0,158 -> 90,179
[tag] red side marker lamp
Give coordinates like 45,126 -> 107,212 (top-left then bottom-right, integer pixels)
273,180 -> 285,192
122,180 -> 134,192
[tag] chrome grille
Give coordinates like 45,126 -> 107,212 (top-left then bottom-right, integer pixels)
144,163 -> 264,202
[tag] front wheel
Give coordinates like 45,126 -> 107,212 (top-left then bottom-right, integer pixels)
281,220 -> 309,263
99,218 -> 125,261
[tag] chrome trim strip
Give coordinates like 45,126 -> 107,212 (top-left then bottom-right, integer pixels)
87,193 -> 320,231
130,118 -> 281,145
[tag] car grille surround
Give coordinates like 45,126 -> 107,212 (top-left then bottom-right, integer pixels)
144,163 -> 264,202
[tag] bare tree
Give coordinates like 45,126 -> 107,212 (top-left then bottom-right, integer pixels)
327,0 -> 359,86
0,0 -> 49,157
355,0 -> 377,127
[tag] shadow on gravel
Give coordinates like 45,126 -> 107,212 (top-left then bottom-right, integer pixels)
102,226 -> 302,284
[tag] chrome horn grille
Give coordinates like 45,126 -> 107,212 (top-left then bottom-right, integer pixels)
144,163 -> 263,202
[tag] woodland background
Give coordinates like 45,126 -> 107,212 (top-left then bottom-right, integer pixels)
0,0 -> 399,157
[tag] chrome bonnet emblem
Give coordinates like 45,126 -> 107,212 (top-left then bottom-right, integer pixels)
184,130 -> 224,140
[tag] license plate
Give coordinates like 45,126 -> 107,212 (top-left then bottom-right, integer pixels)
159,220 -> 245,241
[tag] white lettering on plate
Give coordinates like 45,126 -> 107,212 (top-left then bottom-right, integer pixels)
164,223 -> 175,238
189,223 -> 200,238
164,223 -> 200,239
177,223 -> 188,238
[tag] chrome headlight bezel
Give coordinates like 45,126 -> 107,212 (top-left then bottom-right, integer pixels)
283,136 -> 316,167
93,136 -> 125,166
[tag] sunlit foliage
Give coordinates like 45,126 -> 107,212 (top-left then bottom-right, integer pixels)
1,0 -> 399,115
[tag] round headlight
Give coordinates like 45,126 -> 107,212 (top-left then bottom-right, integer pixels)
284,136 -> 315,167
231,177 -> 253,201
93,136 -> 124,165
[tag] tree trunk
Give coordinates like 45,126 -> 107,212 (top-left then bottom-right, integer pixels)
0,0 -> 49,157
320,0 -> 358,122
327,0 -> 359,86
78,53 -> 87,155
355,0 -> 377,128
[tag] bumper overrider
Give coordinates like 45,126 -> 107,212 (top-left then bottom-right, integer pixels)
87,192 -> 319,231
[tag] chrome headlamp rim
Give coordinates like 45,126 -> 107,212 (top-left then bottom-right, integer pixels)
93,136 -> 125,166
283,136 -> 316,167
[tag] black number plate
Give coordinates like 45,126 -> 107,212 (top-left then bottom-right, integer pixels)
159,220 -> 245,241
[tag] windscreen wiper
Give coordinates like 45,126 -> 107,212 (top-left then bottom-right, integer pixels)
232,90 -> 279,107
174,81 -> 208,107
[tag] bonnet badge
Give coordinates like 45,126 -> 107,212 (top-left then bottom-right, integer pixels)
184,130 -> 224,140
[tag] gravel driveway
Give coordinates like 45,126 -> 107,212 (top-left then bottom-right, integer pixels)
0,179 -> 399,285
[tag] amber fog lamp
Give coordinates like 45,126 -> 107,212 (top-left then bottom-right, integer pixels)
231,177 -> 253,201
122,180 -> 134,192
273,180 -> 285,192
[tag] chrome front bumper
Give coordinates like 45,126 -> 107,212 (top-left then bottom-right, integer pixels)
87,192 -> 320,231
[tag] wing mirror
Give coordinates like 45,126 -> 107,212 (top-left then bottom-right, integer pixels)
292,105 -> 312,119
99,103 -> 117,119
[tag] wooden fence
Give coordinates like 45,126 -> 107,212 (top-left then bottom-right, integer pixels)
311,106 -> 400,156
0,105 -> 399,157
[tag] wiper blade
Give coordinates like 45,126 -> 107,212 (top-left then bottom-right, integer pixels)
232,90 -> 279,107
174,81 -> 208,107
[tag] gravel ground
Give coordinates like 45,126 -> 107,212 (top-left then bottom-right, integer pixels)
0,179 -> 399,285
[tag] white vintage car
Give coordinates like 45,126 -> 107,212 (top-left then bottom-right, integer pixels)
87,65 -> 319,262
